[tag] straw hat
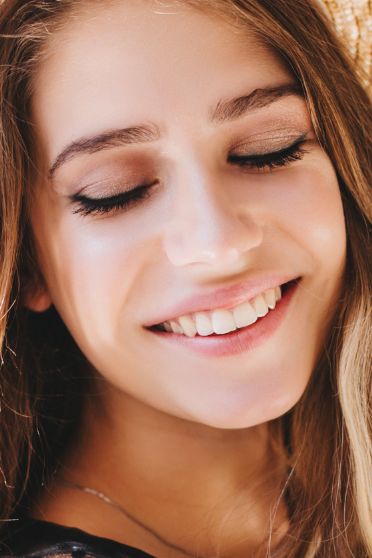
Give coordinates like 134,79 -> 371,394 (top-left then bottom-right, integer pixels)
317,0 -> 371,91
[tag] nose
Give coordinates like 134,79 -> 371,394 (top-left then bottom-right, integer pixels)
162,166 -> 263,270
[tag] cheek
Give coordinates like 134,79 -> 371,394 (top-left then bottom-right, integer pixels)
274,160 -> 347,332
270,158 -> 346,271
32,206 -> 155,352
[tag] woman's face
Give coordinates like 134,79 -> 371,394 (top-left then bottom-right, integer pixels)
29,0 -> 346,428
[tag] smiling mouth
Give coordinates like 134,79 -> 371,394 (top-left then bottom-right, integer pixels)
148,278 -> 300,337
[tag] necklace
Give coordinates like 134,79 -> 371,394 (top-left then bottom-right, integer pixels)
60,479 -> 205,558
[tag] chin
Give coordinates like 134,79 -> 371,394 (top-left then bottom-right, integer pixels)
195,411 -> 288,431
179,387 -> 306,431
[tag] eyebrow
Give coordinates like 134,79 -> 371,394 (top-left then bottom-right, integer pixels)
48,125 -> 159,180
210,82 -> 303,123
48,82 -> 303,180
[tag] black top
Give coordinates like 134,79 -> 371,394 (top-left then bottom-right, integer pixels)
0,518 -> 156,557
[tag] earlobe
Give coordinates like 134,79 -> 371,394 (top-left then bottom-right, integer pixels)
23,286 -> 52,313
21,255 -> 52,312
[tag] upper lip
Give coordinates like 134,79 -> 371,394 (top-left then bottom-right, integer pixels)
143,274 -> 301,327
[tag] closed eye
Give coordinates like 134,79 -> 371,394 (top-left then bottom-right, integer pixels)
70,182 -> 158,217
228,138 -> 309,171
70,138 -> 309,218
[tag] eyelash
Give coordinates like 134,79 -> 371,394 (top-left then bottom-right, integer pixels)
71,139 -> 308,217
228,139 -> 307,170
71,183 -> 155,217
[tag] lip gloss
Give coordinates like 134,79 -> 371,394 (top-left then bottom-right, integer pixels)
147,280 -> 300,357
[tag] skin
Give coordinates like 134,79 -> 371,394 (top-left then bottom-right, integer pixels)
27,1 -> 347,556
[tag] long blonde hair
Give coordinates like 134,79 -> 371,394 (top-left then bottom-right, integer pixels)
0,1 -> 371,556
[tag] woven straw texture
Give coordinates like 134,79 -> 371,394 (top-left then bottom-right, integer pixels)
321,0 -> 371,92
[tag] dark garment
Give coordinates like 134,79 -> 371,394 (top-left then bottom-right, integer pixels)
0,518 -> 155,558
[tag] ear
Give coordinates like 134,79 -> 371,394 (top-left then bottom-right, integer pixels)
20,234 -> 53,312
22,282 -> 52,313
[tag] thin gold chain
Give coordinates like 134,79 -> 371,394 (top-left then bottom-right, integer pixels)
60,479 -> 206,558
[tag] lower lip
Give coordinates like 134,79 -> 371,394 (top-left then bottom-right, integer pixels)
146,279 -> 300,357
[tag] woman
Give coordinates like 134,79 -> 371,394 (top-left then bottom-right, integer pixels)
0,0 -> 371,556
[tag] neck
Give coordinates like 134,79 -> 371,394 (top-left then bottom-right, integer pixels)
51,385 -> 289,557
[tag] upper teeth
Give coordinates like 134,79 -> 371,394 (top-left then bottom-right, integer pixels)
162,286 -> 282,337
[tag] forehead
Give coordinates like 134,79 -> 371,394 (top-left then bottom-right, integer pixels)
31,0 -> 291,162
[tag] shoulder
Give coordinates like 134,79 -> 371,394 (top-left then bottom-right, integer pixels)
0,518 -> 154,558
